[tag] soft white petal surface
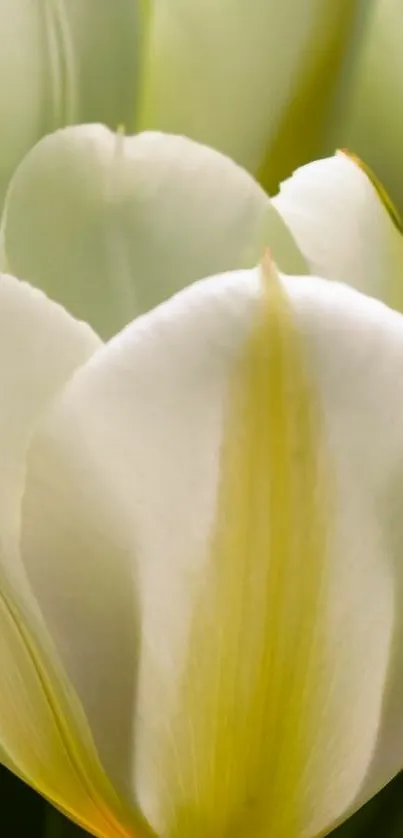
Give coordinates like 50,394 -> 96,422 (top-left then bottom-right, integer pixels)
0,125 -> 306,338
272,152 -> 403,310
0,273 -> 99,563
21,268 -> 403,836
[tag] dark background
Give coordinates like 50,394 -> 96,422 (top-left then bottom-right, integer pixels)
1,763 -> 403,836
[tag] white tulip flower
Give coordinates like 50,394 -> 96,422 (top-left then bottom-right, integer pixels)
1,130 -> 403,838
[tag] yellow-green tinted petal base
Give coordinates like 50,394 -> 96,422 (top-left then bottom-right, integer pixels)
1,578 -> 151,838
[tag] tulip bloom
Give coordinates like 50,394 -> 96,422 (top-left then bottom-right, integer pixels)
1,128 -> 403,838
1,126 -> 403,335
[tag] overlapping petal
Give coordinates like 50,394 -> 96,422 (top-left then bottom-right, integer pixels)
2,2 -> 403,836
0,126 -> 306,337
272,151 -> 403,310
21,266 -> 403,837
0,273 -> 150,836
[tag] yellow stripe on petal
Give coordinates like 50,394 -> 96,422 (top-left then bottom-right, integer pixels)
158,260 -> 329,837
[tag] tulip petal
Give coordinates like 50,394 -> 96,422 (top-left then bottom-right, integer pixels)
24,268 -> 403,836
139,0 -> 354,179
272,151 -> 403,311
0,273 -> 99,539
326,0 -> 403,214
0,125 -> 306,337
0,275 -> 148,836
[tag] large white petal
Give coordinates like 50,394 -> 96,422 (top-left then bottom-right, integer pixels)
0,275 -> 147,836
22,267 -> 403,836
139,0 -> 354,183
0,125 -> 306,337
272,151 -> 403,310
